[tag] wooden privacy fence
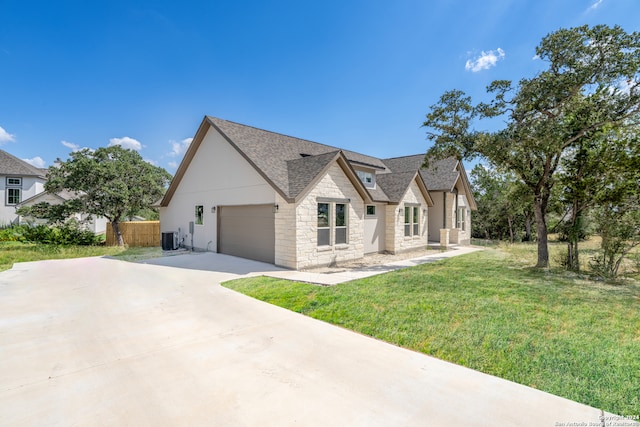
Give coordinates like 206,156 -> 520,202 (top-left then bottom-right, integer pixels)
106,221 -> 161,247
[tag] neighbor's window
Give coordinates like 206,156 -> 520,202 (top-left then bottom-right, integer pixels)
6,188 -> 21,205
317,203 -> 330,246
366,205 -> 376,216
195,205 -> 204,225
457,207 -> 466,231
404,205 -> 419,237
6,177 -> 22,186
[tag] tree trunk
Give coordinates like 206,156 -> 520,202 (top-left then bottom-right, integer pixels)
524,216 -> 532,242
533,194 -> 549,268
111,220 -> 126,246
507,216 -> 514,244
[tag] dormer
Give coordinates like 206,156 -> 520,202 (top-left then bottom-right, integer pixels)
354,167 -> 376,189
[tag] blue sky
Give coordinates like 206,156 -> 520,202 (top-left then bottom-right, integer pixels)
1,0 -> 638,172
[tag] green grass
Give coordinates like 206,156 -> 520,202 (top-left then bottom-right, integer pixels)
0,242 -> 162,271
224,247 -> 640,416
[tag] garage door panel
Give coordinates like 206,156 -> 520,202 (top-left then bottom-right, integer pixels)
218,205 -> 275,264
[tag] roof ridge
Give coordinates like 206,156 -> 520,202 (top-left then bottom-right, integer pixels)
0,149 -> 47,177
207,116 -> 384,165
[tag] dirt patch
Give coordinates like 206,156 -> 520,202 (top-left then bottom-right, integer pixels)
301,247 -> 451,273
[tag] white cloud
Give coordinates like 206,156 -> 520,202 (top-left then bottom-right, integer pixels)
168,161 -> 178,169
587,0 -> 604,12
61,140 -> 80,151
22,156 -> 46,168
465,48 -> 506,72
144,158 -> 158,166
0,126 -> 16,144
169,137 -> 193,157
108,136 -> 143,151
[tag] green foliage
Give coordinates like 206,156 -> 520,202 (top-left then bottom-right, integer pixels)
225,247 -> 640,415
16,199 -> 85,225
46,145 -> 172,245
470,164 -> 534,242
422,25 -> 640,268
590,205 -> 640,278
0,224 -> 101,245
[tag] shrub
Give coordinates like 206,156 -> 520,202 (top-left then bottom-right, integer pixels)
0,224 -> 101,246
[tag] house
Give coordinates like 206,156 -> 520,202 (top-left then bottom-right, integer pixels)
159,117 -> 476,270
0,149 -> 47,226
17,190 -> 108,234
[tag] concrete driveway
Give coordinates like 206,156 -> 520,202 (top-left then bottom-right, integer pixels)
0,255 -> 615,426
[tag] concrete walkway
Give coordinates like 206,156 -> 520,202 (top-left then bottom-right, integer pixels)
143,246 -> 483,285
0,255 -> 625,426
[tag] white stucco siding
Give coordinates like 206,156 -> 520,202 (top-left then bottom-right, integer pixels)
294,162 -> 364,269
385,179 -> 429,253
160,127 -> 276,251
0,176 -> 46,225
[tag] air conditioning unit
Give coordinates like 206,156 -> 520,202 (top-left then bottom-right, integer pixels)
161,231 -> 178,251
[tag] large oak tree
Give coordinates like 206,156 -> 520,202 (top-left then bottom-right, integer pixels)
46,146 -> 172,246
423,25 -> 640,267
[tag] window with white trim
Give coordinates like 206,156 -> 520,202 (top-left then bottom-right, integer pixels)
6,177 -> 22,206
317,201 -> 349,246
404,205 -> 419,237
195,205 -> 204,225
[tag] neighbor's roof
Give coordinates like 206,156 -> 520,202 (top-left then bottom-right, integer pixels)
0,149 -> 47,178
18,190 -> 81,206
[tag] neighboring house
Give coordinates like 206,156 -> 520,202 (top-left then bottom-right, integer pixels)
17,190 -> 108,234
0,149 -> 46,226
159,116 -> 476,270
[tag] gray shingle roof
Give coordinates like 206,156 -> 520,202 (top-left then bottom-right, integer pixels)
209,117 -> 387,200
376,171 -> 419,203
162,116 -> 472,208
383,154 -> 460,191
0,149 -> 47,178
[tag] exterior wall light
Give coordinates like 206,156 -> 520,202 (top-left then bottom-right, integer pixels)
273,204 -> 279,213
211,206 -> 216,213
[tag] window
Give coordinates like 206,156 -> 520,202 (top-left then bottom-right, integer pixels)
356,170 -> 375,188
6,177 -> 22,206
6,188 -> 21,205
404,205 -> 419,237
457,207 -> 466,231
335,203 -> 347,244
195,205 -> 204,225
317,203 -> 330,246
366,205 -> 376,216
317,201 -> 349,246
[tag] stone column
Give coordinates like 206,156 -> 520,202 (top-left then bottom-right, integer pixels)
440,228 -> 450,249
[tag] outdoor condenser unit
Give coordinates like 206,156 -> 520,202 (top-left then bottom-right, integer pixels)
161,231 -> 178,251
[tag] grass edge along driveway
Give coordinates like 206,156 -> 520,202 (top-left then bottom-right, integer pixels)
224,248 -> 640,416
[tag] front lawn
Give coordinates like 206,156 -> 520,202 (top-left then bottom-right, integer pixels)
223,247 -> 640,416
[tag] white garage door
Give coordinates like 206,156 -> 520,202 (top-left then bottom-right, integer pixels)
218,204 -> 275,264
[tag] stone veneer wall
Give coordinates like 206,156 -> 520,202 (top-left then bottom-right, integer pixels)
293,163 -> 365,270
274,192 -> 297,269
385,180 -> 429,254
